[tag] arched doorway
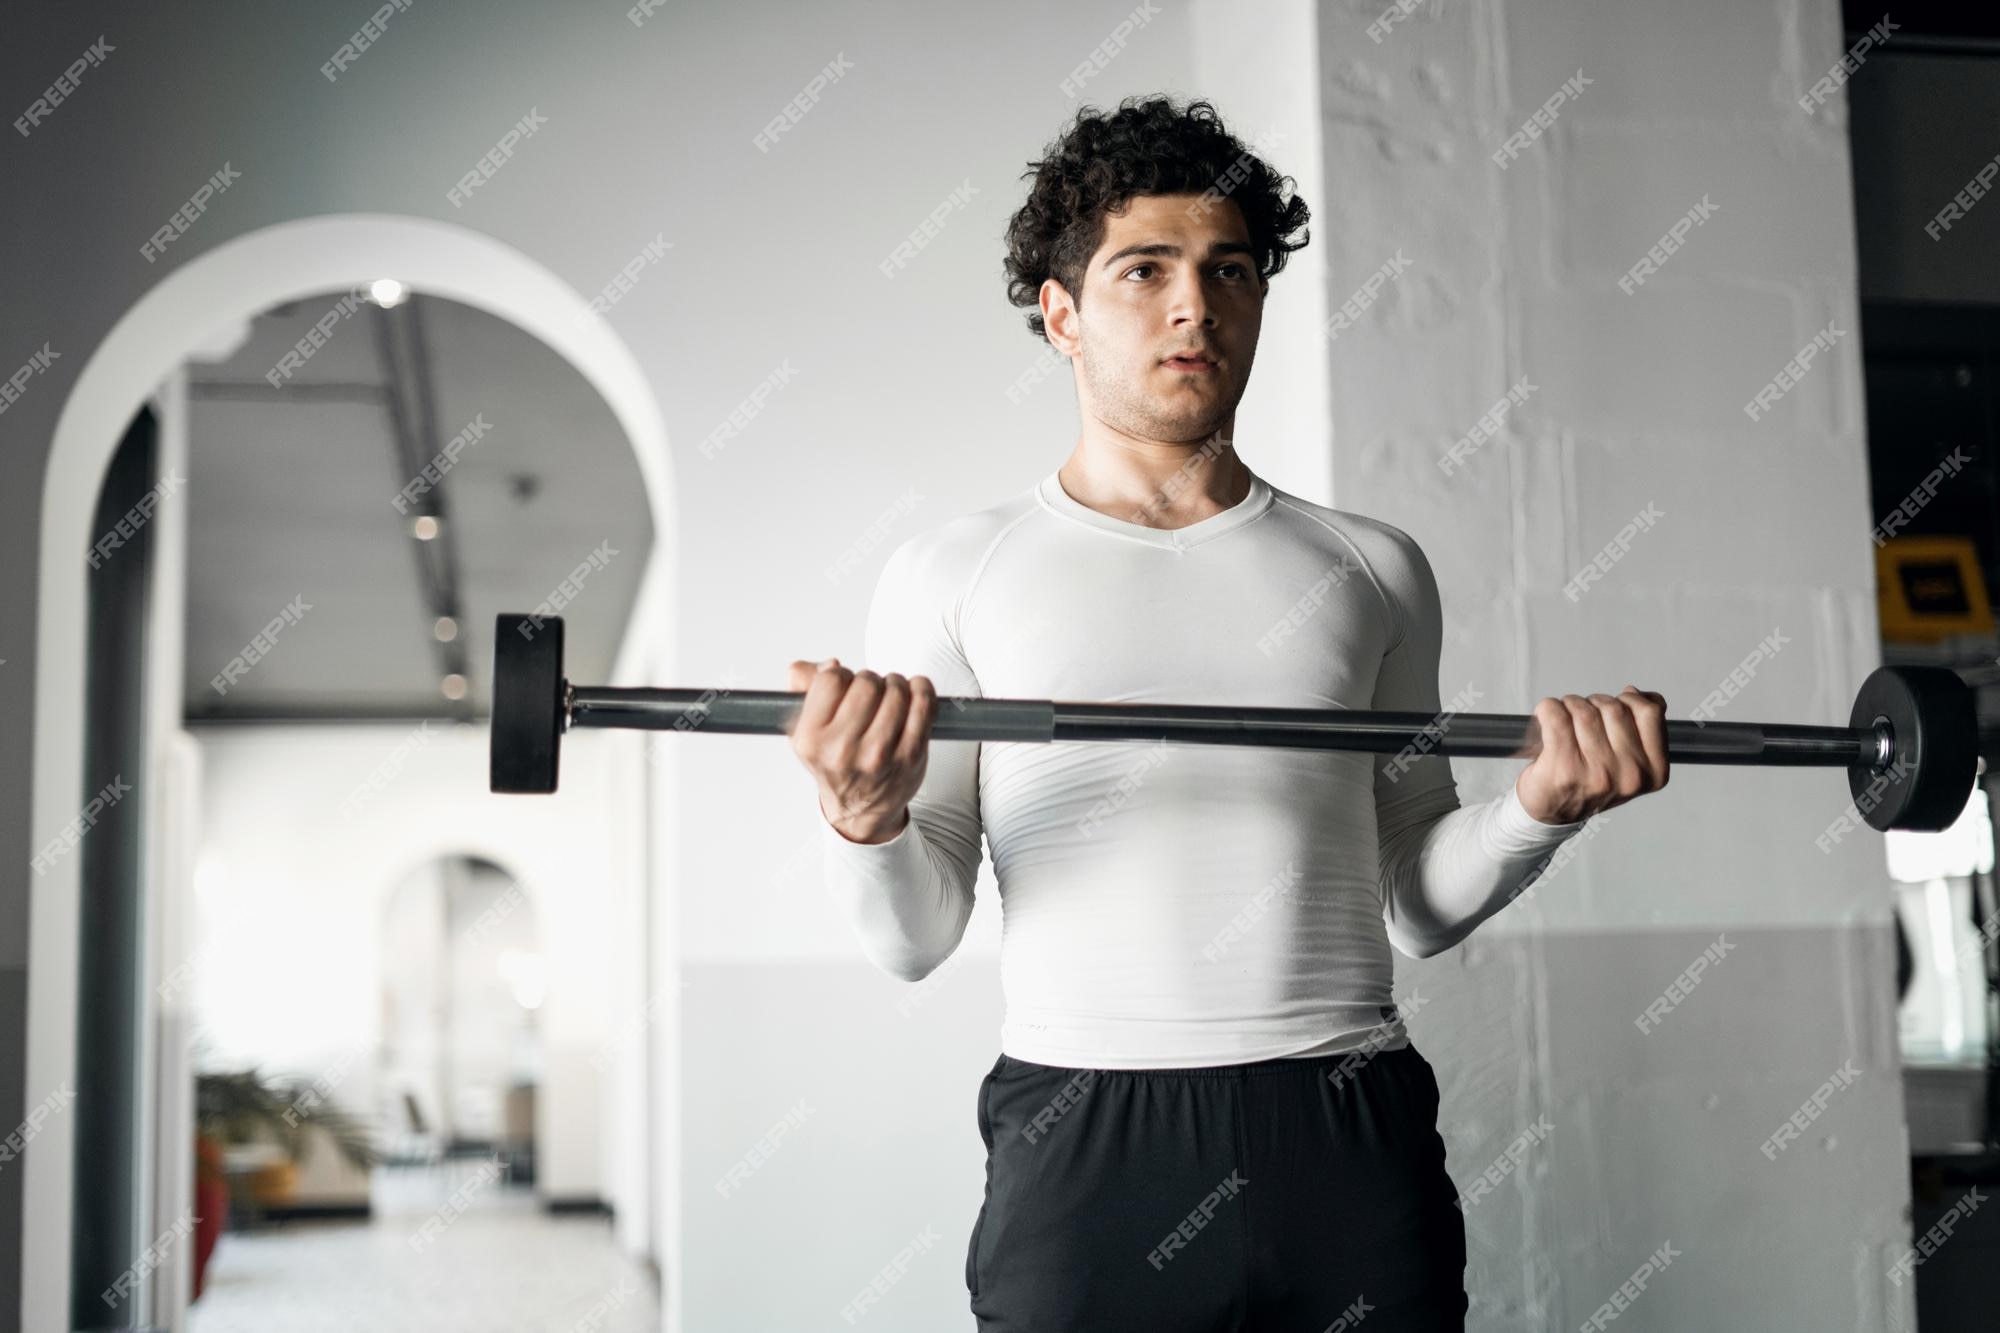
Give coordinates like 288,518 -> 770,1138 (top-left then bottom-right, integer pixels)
29,215 -> 680,1332
379,854 -> 544,1179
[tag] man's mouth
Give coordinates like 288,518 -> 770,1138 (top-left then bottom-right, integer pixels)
1162,354 -> 1217,373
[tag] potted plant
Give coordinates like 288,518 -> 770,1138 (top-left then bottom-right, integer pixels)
192,1067 -> 379,1301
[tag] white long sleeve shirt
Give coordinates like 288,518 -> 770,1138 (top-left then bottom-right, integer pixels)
820,467 -> 1587,1069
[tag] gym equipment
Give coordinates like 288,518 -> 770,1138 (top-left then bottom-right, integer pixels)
1847,664 -> 1978,833
488,613 -> 1978,831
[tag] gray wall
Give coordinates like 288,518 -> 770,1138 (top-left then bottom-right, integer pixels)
0,1 -> 1919,1329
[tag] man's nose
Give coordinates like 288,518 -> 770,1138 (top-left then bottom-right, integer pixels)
1165,269 -> 1216,326
1169,303 -> 1218,330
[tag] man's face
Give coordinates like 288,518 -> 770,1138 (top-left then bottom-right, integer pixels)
1043,192 -> 1266,445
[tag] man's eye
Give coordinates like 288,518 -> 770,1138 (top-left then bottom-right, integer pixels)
1122,262 -> 1248,281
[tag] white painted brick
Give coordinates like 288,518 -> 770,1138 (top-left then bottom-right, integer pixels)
1329,302 -> 1509,451
1520,283 -> 1806,436
1500,590 -> 1897,929
1557,123 -> 1853,284
1319,2 -> 1502,138
1350,421 -> 1563,599
1325,1 -> 1907,1326
1567,430 -> 1874,594
1501,0 -> 1799,123
1510,429 -> 1574,596
1435,587 -> 1529,724
1822,586 -> 1885,720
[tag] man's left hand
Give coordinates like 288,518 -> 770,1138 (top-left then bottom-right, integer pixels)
1515,685 -> 1670,825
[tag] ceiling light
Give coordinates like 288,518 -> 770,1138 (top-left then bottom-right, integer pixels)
434,616 -> 459,642
370,278 -> 407,308
441,673 -> 468,701
412,515 -> 439,541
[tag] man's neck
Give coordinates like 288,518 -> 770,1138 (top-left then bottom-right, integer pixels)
1057,434 -> 1251,531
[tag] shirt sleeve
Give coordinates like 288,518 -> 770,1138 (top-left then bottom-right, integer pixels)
1365,524 -> 1589,959
818,527 -> 986,982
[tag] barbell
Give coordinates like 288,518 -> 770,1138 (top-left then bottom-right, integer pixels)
487,613 -> 1979,832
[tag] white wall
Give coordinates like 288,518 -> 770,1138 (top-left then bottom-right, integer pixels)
183,724 -> 641,1208
1315,1 -> 1912,1328
0,1 -> 1920,1330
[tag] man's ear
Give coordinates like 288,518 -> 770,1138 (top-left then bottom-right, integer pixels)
1042,277 -> 1079,352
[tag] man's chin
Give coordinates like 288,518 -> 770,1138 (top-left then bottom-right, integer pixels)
1144,420 -> 1231,447
1152,402 -> 1232,436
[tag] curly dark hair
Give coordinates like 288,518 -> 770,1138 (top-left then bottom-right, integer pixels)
1002,95 -> 1311,341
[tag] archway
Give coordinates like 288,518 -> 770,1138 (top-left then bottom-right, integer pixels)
28,215 -> 679,1331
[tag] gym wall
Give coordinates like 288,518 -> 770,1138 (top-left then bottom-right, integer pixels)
1304,3 -> 1906,1328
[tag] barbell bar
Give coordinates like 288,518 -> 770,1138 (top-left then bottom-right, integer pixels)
488,613 -> 1979,832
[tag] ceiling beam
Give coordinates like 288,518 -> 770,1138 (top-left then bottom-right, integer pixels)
372,296 -> 475,718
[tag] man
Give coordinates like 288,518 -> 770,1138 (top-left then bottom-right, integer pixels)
787,95 -> 1668,1332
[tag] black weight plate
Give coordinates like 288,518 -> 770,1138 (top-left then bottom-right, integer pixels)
1847,665 -> 1977,832
491,613 -> 564,794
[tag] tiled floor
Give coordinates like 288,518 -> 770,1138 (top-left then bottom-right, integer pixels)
187,1161 -> 658,1333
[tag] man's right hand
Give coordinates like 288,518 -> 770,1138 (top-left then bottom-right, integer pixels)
785,659 -> 939,845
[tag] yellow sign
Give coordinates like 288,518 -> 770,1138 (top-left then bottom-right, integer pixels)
1876,536 -> 1994,643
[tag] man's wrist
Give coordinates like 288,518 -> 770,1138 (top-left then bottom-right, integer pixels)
824,800 -> 909,846
1500,780 -> 1586,833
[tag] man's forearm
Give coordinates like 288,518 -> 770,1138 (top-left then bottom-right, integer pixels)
1379,783 -> 1587,958
820,806 -> 974,981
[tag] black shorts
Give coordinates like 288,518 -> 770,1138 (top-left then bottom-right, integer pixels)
966,1042 -> 1468,1332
